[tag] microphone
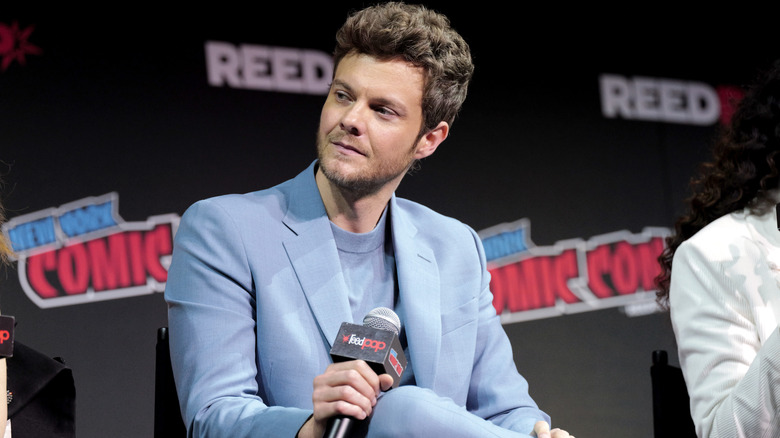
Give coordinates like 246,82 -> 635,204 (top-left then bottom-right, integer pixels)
325,307 -> 408,438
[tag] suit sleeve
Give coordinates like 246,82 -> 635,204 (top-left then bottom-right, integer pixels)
463,225 -> 551,433
164,199 -> 312,438
670,237 -> 780,438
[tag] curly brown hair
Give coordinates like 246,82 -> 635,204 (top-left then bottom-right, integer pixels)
656,59 -> 780,307
333,2 -> 474,134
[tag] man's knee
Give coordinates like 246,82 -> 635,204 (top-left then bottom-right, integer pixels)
375,385 -> 441,413
364,387 -> 524,438
364,386 -> 465,436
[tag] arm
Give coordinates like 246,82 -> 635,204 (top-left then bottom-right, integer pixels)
464,225 -> 552,433
670,237 -> 780,437
165,199 -> 312,438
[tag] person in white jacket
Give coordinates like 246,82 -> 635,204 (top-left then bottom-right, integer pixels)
656,58 -> 780,438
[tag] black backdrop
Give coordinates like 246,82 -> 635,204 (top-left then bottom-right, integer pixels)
1,4 -> 777,437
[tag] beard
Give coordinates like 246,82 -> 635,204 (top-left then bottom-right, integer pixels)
316,131 -> 418,199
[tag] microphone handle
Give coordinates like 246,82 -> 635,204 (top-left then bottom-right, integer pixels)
324,416 -> 354,438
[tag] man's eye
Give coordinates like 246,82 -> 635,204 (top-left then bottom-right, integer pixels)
374,106 -> 395,116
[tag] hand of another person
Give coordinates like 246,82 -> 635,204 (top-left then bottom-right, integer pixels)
533,420 -> 574,438
298,360 -> 394,438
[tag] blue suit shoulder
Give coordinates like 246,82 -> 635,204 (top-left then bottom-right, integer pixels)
183,183 -> 292,223
395,196 -> 476,230
394,197 -> 483,254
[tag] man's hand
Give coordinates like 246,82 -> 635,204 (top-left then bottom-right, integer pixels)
298,360 -> 394,438
533,420 -> 574,438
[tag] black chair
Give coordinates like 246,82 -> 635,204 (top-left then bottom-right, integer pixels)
650,350 -> 697,438
155,327 -> 187,438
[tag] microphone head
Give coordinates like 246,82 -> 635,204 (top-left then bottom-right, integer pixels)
363,307 -> 401,335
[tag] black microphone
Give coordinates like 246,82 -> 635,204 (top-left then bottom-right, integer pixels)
325,307 -> 408,438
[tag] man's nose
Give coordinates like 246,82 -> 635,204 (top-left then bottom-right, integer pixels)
340,102 -> 367,135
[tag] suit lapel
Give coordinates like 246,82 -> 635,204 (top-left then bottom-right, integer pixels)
390,197 -> 441,388
277,164 -> 443,380
281,163 -> 352,349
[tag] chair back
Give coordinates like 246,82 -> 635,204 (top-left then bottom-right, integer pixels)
155,327 -> 186,437
650,350 -> 696,438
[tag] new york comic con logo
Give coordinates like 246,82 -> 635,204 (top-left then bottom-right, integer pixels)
1,193 -> 179,308
479,219 -> 671,322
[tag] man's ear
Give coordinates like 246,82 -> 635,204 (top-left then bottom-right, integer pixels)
414,121 -> 449,159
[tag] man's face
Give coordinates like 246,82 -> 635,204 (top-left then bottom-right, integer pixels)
316,52 -> 429,196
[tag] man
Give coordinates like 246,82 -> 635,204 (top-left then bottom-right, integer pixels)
165,2 -> 572,437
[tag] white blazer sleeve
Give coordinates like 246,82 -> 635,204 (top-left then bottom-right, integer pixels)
670,232 -> 780,438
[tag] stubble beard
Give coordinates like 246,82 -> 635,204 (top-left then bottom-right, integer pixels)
316,132 -> 416,199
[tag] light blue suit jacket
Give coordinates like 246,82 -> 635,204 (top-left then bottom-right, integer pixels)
165,161 -> 549,437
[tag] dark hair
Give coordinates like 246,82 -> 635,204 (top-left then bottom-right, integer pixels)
656,59 -> 780,307
333,1 -> 474,133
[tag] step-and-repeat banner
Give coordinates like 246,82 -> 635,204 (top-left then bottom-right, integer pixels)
1,4 -> 776,437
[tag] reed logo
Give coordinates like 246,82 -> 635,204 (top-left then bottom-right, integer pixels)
599,74 -> 744,126
205,41 -> 332,95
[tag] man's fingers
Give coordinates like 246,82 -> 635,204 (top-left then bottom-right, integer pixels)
378,373 -> 395,391
327,360 -> 382,394
532,420 -> 551,438
312,361 -> 383,421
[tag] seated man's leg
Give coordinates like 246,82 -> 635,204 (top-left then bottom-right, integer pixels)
358,386 -> 531,438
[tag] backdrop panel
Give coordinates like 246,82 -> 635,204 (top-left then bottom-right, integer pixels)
1,5 -> 777,437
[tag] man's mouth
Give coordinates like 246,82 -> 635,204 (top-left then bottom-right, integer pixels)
332,140 -> 365,156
